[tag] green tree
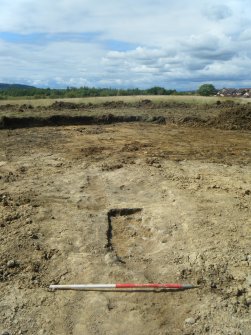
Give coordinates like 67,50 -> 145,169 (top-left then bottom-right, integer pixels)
147,86 -> 166,95
197,84 -> 217,96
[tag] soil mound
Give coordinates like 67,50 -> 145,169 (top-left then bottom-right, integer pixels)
132,99 -> 155,108
211,106 -> 251,130
50,101 -> 82,110
178,116 -> 206,126
0,104 -> 18,111
215,100 -> 238,108
101,101 -> 127,108
45,99 -> 193,111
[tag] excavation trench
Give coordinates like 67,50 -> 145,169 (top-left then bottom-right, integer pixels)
106,208 -> 150,262
0,115 -> 166,129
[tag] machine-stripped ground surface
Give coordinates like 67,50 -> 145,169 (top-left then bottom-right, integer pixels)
1,120 -> 251,334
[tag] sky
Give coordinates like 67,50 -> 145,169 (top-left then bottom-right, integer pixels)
0,0 -> 251,89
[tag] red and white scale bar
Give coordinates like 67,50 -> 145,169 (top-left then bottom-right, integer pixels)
49,283 -> 197,290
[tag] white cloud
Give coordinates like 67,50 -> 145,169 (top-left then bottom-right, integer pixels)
0,0 -> 251,88
0,39 -> 104,86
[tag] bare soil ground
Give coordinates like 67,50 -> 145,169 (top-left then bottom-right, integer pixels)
1,115 -> 251,334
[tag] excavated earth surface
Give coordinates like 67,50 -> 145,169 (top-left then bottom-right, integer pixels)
1,119 -> 251,334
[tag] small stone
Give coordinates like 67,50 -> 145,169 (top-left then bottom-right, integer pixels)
7,260 -> 18,268
107,301 -> 115,310
185,317 -> 196,325
1,331 -> 11,335
104,253 -> 124,265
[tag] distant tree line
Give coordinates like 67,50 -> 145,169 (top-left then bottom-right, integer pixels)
0,85 -> 195,99
0,83 -> 218,99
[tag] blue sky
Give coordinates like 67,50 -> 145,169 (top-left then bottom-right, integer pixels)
0,0 -> 251,89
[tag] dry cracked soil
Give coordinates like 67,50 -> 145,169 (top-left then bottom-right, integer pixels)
0,122 -> 251,335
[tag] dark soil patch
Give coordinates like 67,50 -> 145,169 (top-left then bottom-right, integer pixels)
0,114 -> 145,129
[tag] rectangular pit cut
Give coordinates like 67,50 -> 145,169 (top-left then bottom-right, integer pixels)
106,208 -> 154,260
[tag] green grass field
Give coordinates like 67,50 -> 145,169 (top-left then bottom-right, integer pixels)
0,94 -> 246,107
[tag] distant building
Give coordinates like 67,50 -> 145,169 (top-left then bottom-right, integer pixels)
217,88 -> 251,98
